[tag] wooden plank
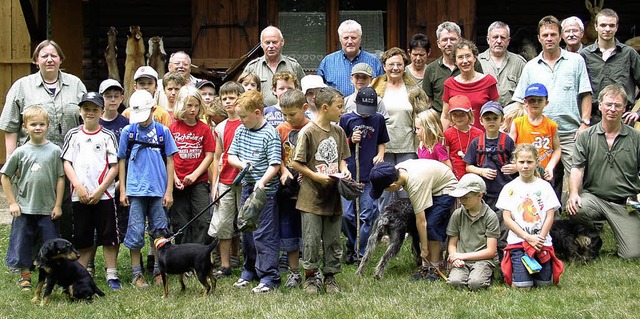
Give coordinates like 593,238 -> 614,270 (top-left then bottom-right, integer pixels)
326,0 -> 339,53
50,0 -> 84,79
387,0 -> 400,48
191,58 -> 238,69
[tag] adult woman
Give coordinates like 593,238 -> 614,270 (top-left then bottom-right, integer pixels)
371,47 -> 428,207
0,40 -> 86,243
441,39 -> 499,131
405,33 -> 431,88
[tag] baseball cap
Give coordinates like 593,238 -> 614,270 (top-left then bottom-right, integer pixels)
355,87 -> 377,115
301,75 -> 327,94
134,66 -> 159,81
79,92 -> 104,108
98,79 -> 124,95
128,90 -> 155,123
448,95 -> 472,113
450,173 -> 486,197
524,83 -> 548,98
369,162 -> 398,199
480,101 -> 503,116
351,63 -> 373,77
196,80 -> 216,90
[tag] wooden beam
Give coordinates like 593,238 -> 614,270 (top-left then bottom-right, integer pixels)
326,0 -> 339,53
19,0 -> 44,43
191,58 -> 238,69
387,0 -> 400,48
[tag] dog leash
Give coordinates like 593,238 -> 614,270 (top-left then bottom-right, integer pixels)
168,163 -> 251,242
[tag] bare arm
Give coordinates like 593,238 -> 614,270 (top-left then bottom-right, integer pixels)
4,132 -> 17,161
118,159 -> 128,206
441,101 -> 451,130
256,164 -> 280,190
64,160 -> 89,204
415,211 -> 429,261
373,143 -> 385,165
577,92 -> 592,137
449,238 -> 498,262
88,163 -> 118,205
1,174 -> 20,217
164,156 -> 175,208
508,120 -> 518,143
503,209 -> 544,251
544,132 -> 562,181
52,176 -> 65,220
183,151 -> 214,186
566,166 -> 585,215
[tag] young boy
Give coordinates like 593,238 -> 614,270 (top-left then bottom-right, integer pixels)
227,90 -> 282,294
343,63 -> 388,118
464,101 -> 517,258
123,66 -> 172,127
161,71 -> 187,121
509,83 -> 561,182
369,160 -> 457,281
264,71 -> 299,128
118,89 -> 178,288
338,87 -> 389,264
1,106 -> 65,291
208,81 -> 245,277
276,89 -> 310,288
300,74 -> 327,120
99,79 -> 129,142
290,86 -> 351,294
197,80 -> 227,128
446,174 -> 500,291
62,92 -> 121,290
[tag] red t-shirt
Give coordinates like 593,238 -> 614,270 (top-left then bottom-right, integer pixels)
444,126 -> 483,180
443,75 -> 499,132
170,120 -> 216,184
215,119 -> 243,184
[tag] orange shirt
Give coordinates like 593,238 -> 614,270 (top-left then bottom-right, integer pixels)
513,115 -> 558,168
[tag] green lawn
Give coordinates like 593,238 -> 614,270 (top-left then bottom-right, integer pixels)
0,223 -> 639,319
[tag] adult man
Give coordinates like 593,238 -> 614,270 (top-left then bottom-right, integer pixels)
561,16 -> 585,53
157,51 -> 200,108
579,8 -> 640,124
478,21 -> 526,106
317,20 -> 385,96
423,21 -> 483,114
567,84 -> 640,259
244,26 -> 305,106
512,15 -> 592,193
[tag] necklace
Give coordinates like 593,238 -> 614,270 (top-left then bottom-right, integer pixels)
43,78 -> 59,85
455,127 -> 471,158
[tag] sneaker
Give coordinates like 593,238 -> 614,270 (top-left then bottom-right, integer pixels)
284,271 -> 302,289
303,275 -> 322,294
233,278 -> 251,288
131,273 -> 149,288
8,267 -> 20,276
18,277 -> 31,291
409,266 -> 429,281
423,267 -> 441,282
323,275 -> 341,293
214,267 -> 232,279
107,278 -> 122,290
251,282 -> 276,294
344,253 -> 357,265
153,273 -> 163,286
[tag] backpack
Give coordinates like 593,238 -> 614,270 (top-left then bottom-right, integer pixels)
125,122 -> 166,163
476,132 -> 509,167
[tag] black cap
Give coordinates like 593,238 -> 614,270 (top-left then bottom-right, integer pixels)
79,92 -> 104,108
355,87 -> 377,115
196,80 -> 216,90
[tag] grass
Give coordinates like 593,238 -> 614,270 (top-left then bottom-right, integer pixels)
0,223 -> 639,319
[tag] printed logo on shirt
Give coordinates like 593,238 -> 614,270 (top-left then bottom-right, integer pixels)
315,136 -> 339,175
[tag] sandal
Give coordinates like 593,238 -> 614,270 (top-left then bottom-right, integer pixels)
214,267 -> 232,278
18,277 -> 32,291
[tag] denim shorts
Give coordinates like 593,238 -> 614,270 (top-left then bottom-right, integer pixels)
509,248 -> 552,288
425,194 -> 455,242
124,196 -> 168,250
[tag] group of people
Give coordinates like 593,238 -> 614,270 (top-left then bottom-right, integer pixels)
1,7 -> 640,296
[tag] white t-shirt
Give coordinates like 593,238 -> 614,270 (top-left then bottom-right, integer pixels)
496,177 -> 560,246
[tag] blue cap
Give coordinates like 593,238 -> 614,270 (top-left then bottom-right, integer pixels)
480,101 -> 503,116
524,83 -> 548,98
369,162 -> 398,199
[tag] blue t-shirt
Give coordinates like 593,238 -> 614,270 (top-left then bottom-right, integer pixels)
100,115 -> 129,143
264,106 -> 285,128
117,121 -> 178,197
339,112 -> 390,182
463,133 -> 516,198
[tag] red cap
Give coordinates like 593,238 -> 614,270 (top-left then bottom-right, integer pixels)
448,95 -> 472,113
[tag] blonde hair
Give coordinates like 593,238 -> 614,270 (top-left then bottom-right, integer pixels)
203,96 -> 227,127
271,71 -> 300,90
501,103 -> 526,132
416,109 -> 444,151
238,72 -> 261,92
513,143 -> 542,177
23,105 -> 50,124
236,90 -> 264,113
174,86 -> 205,121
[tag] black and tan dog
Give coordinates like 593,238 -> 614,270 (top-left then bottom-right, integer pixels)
356,198 -> 421,280
33,238 -> 104,304
550,219 -> 602,263
150,228 -> 219,298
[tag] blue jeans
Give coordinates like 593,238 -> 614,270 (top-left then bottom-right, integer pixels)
342,182 -> 378,258
509,248 -> 552,288
278,195 -> 301,252
240,185 -> 281,287
6,214 -> 58,268
124,197 -> 168,250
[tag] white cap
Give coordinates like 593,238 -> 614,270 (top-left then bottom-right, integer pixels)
134,66 -> 159,81
301,75 -> 327,94
128,90 -> 155,123
99,79 -> 124,94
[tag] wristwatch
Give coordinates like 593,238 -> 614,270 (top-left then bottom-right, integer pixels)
581,118 -> 591,126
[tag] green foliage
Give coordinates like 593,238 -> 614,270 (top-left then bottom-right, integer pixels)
0,224 -> 639,319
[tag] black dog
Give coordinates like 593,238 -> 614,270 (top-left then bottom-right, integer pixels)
550,219 -> 602,263
149,228 -> 219,298
33,238 -> 104,304
356,198 -> 421,279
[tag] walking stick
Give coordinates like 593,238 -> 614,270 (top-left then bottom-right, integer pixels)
355,142 -> 361,259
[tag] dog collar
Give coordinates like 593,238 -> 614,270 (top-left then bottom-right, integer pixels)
154,238 -> 170,249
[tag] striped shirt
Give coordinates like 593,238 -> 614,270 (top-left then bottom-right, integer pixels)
317,49 -> 385,96
228,122 -> 281,195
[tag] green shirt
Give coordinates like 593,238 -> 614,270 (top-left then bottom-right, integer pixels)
446,201 -> 500,265
478,50 -> 526,106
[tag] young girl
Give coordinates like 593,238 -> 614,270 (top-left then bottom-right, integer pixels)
496,144 -> 564,289
169,86 -> 216,245
444,95 -> 483,180
238,71 -> 260,92
415,109 -> 452,170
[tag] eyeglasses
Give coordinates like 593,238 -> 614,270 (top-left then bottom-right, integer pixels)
601,102 -> 625,110
385,63 -> 404,69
